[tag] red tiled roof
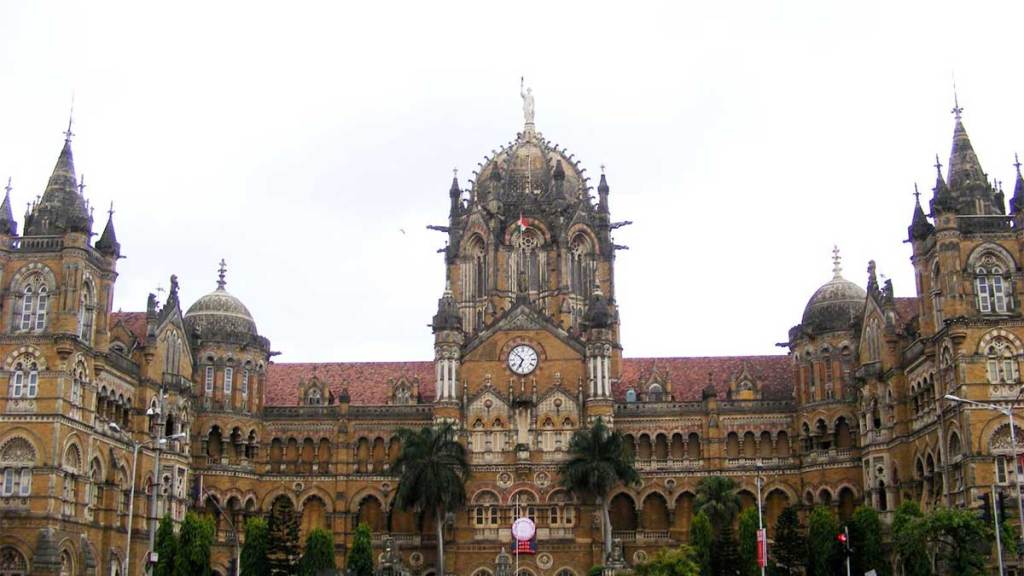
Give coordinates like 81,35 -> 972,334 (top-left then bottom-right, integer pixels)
893,297 -> 918,327
617,356 -> 793,401
110,311 -> 147,343
266,361 -> 435,406
265,355 -> 794,406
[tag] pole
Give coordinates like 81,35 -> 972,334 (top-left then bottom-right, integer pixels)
994,485 -> 1006,576
124,441 -> 141,576
1008,409 -> 1024,554
755,468 -> 765,576
844,526 -> 852,576
514,493 -> 519,576
148,389 -> 166,571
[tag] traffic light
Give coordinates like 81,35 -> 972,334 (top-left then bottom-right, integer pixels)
837,526 -> 852,557
979,492 -> 993,523
997,490 -> 1009,524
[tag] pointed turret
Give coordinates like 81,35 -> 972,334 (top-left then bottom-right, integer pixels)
597,171 -> 610,213
908,184 -> 933,241
930,154 -> 955,214
1011,154 -> 1024,215
24,130 -> 92,236
449,170 -> 461,219
582,287 -> 612,330
0,178 -> 18,236
95,203 -> 120,257
431,282 -> 462,333
947,116 -> 987,192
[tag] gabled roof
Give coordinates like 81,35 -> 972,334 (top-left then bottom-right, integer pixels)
265,355 -> 794,406
110,311 -> 147,343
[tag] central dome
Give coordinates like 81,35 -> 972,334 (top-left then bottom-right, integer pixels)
471,128 -> 590,204
184,264 -> 258,338
801,262 -> 866,334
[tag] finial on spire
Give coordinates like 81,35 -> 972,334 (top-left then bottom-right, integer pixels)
951,77 -> 963,120
453,167 -> 458,178
913,182 -> 921,203
108,201 -> 114,217
934,154 -> 943,176
77,174 -> 86,196
217,259 -> 227,289
4,177 -> 10,196
832,245 -> 843,278
1015,153 -> 1021,174
600,163 -> 606,175
63,102 -> 75,143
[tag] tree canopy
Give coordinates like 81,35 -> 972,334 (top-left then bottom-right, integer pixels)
240,517 -> 271,576
298,528 -> 335,576
347,523 -> 374,576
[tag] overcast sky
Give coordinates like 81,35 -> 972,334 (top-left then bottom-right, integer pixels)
1,1 -> 1022,362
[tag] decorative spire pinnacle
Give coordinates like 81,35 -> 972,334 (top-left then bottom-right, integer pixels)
108,201 -> 114,218
95,201 -> 120,256
1012,153 -> 1024,215
1015,152 -> 1021,176
951,84 -> 963,120
63,110 -> 75,144
4,177 -> 10,196
0,178 -> 15,236
217,259 -> 227,289
831,245 -> 843,279
77,174 -> 85,196
910,183 -> 934,241
913,182 -> 921,204
934,154 -> 943,176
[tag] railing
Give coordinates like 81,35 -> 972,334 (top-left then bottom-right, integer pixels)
612,530 -> 673,543
349,405 -> 433,419
371,533 -> 421,546
634,458 -> 704,471
725,456 -> 797,468
10,236 -> 63,252
264,405 -> 341,418
615,401 -> 704,415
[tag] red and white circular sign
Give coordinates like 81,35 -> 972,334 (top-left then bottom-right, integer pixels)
511,517 -> 536,541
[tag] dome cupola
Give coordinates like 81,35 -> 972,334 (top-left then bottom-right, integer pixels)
800,248 -> 866,334
184,260 -> 258,339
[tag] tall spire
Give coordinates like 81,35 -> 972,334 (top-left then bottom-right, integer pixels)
909,183 -> 933,241
597,164 -> 610,213
24,126 -> 91,236
946,101 -> 986,192
1011,153 -> 1024,215
930,153 -> 955,213
95,202 -> 120,257
0,178 -> 16,236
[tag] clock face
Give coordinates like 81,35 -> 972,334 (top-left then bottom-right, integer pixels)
507,344 -> 538,375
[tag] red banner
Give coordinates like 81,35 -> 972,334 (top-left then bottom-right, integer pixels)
756,529 -> 767,567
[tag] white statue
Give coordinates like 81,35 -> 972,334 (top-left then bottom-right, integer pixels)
520,76 -> 535,125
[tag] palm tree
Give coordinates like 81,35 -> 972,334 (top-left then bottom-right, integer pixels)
559,417 -> 640,558
694,476 -> 740,531
392,422 -> 469,576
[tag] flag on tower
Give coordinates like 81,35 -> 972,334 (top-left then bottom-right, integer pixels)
517,212 -> 529,232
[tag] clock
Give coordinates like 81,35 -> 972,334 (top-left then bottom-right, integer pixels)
507,344 -> 538,375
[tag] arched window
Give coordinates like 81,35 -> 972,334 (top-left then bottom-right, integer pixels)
509,229 -> 544,293
306,388 -> 322,406
647,383 -> 664,402
975,262 -> 1013,314
8,362 -> 39,399
931,261 -> 944,327
88,458 -> 102,510
77,282 -> 95,345
569,235 -> 594,298
19,287 -> 34,331
204,366 -> 214,395
986,339 -> 1019,384
0,547 -> 28,576
473,491 -> 500,527
0,438 -> 34,497
164,333 -> 182,376
625,389 -> 637,403
224,367 -> 233,395
241,363 -> 251,398
463,235 -> 487,301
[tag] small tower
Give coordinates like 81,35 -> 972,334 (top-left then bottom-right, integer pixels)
95,203 -> 120,259
0,178 -> 18,238
583,287 -> 614,420
431,282 -> 463,408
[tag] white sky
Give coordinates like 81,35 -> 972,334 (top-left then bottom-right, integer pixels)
1,1 -> 1022,362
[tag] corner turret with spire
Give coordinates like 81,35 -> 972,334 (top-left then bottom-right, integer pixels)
24,118 -> 93,238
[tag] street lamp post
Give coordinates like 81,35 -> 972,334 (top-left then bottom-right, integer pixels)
148,388 -> 168,572
203,489 -> 242,576
945,394 -> 1024,550
755,460 -> 766,576
109,423 -> 186,576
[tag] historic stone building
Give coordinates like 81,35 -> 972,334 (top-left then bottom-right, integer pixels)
0,99 -> 1022,576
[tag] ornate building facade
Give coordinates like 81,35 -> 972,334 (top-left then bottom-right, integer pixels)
0,101 -> 1022,576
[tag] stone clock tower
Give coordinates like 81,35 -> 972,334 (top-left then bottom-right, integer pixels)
430,94 -> 625,447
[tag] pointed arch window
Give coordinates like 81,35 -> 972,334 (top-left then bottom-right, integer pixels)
569,235 -> 595,298
463,236 -> 487,300
164,333 -> 182,376
204,366 -> 214,395
509,229 -> 544,293
34,287 -> 47,331
19,287 -> 33,331
9,362 -> 39,399
241,365 -> 250,398
77,283 -> 95,345
986,340 -> 1019,384
976,265 -> 1013,314
224,367 -> 233,395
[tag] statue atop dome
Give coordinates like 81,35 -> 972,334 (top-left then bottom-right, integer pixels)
520,76 -> 535,127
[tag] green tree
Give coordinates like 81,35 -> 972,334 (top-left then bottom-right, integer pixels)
347,523 -> 373,576
892,501 -> 928,576
240,517 -> 271,576
298,528 -> 335,576
771,506 -> 803,576
690,511 -> 714,576
737,507 -> 760,576
393,422 -> 470,576
848,506 -> 886,576
634,545 -> 701,576
695,476 -> 740,531
587,567 -> 605,576
805,506 -> 838,576
174,512 -> 215,576
713,523 -> 740,576
923,506 -> 990,575
559,417 -> 640,558
267,497 -> 302,576
154,515 -> 178,576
